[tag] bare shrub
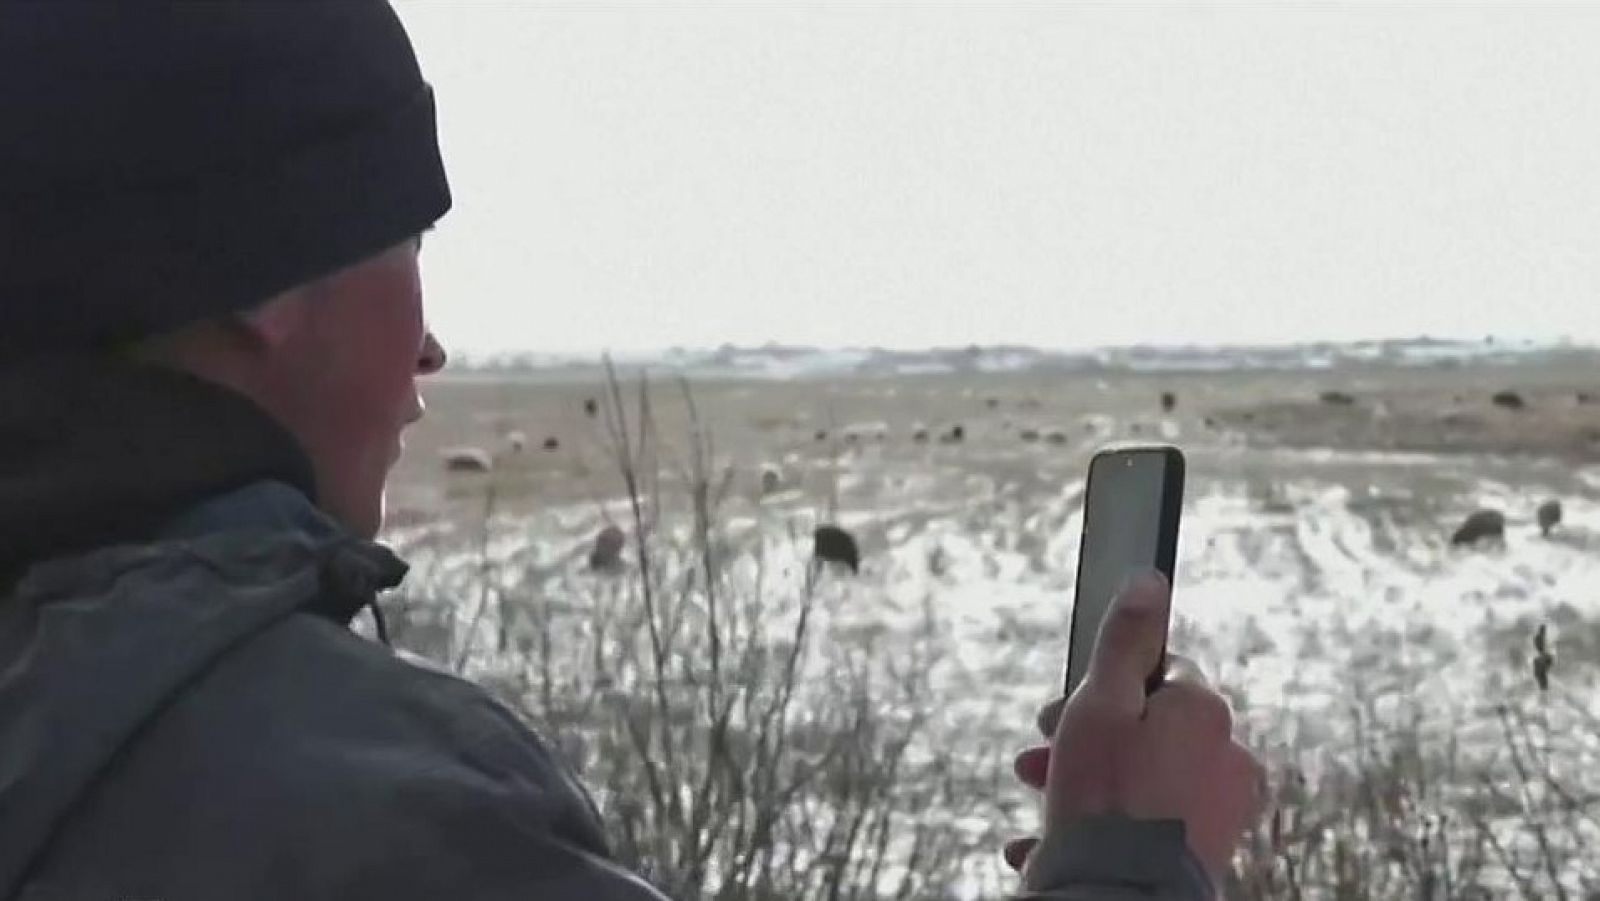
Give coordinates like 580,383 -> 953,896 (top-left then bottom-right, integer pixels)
388,364 -> 1013,900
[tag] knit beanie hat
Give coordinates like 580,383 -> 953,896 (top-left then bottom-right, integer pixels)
0,1 -> 452,355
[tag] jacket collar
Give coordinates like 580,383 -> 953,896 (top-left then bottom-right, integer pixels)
156,480 -> 410,627
0,355 -> 318,578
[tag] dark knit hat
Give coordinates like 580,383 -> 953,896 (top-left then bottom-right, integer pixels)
0,1 -> 452,354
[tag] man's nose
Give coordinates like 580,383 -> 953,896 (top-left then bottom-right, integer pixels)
418,330 -> 447,375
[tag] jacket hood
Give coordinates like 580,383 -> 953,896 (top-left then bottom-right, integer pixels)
0,356 -> 319,581
0,359 -> 409,894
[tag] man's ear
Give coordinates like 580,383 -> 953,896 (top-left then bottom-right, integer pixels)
231,285 -> 316,349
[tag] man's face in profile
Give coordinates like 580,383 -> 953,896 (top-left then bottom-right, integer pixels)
260,237 -> 446,537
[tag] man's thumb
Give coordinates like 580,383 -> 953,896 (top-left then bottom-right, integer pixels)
1084,569 -> 1171,711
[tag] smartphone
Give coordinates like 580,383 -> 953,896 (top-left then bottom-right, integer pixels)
1063,444 -> 1185,696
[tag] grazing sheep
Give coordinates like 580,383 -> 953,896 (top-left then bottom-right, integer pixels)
841,422 -> 889,444
1537,499 -> 1563,537
589,524 -> 626,571
441,447 -> 493,473
1019,427 -> 1040,442
1046,430 -> 1068,445
940,424 -> 965,444
1491,390 -> 1526,410
583,397 -> 599,418
1160,391 -> 1177,413
1319,391 -> 1357,406
542,436 -> 560,452
1450,509 -> 1506,547
1578,391 -> 1595,405
505,430 -> 527,454
912,426 -> 930,443
813,524 -> 860,574
814,428 -> 829,442
760,465 -> 782,495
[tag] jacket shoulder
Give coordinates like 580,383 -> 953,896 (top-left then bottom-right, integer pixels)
205,611 -> 611,844
28,605 -> 641,898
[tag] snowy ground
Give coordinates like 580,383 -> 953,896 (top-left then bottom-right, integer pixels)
382,357 -> 1600,897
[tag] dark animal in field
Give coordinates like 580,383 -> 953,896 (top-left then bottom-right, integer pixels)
589,524 -> 626,571
1576,391 -> 1595,405
1537,499 -> 1563,537
813,524 -> 860,574
442,447 -> 493,473
1046,430 -> 1068,445
583,397 -> 599,418
1202,416 -> 1217,429
542,436 -> 560,451
1450,509 -> 1506,547
1491,390 -> 1525,410
1160,391 -> 1177,413
815,429 -> 828,442
760,465 -> 782,495
985,397 -> 1001,410
941,424 -> 965,444
1319,391 -> 1357,406
1019,428 -> 1040,442
912,427 -> 929,443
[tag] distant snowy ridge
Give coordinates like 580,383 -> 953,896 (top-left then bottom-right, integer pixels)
456,337 -> 1599,381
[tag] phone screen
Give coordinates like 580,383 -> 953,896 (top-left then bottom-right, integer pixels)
1064,446 -> 1184,695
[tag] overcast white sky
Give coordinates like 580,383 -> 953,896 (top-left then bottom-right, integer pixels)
394,3 -> 1600,357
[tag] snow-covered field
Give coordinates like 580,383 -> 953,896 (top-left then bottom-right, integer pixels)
382,354 -> 1600,897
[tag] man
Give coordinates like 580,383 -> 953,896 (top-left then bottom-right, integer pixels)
0,4 -> 1263,899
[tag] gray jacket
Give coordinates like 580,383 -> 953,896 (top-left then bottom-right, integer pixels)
0,360 -> 1211,900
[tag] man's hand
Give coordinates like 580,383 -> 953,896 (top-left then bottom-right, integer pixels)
1005,571 -> 1265,887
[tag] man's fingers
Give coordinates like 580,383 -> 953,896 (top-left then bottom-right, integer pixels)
1013,745 -> 1049,790
1003,836 -> 1038,872
1145,677 -> 1235,742
1162,652 -> 1210,688
1083,570 -> 1171,714
1035,696 -> 1066,738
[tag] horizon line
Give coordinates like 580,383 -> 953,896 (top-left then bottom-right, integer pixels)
446,333 -> 1599,364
